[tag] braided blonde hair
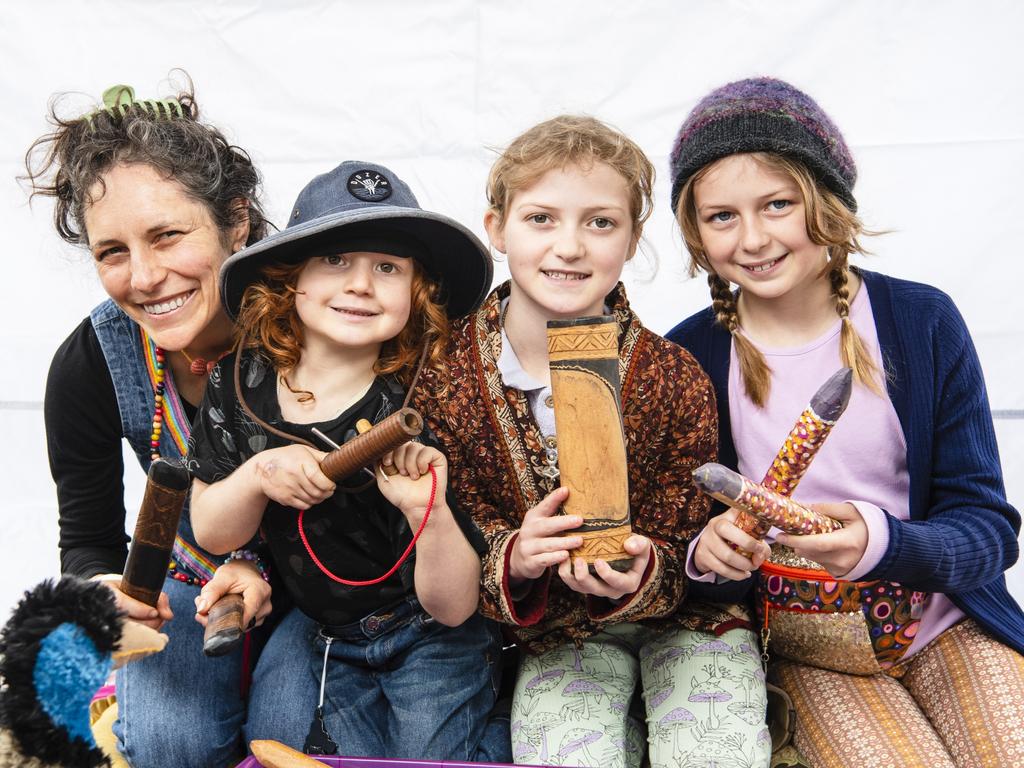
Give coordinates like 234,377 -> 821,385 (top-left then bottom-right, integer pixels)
677,152 -> 882,407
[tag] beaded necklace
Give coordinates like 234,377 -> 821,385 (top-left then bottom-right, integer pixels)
141,329 -> 220,587
181,348 -> 230,376
141,334 -> 191,461
149,346 -> 167,461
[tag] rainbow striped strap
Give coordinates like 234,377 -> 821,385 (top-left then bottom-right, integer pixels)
172,535 -> 219,583
140,328 -> 190,456
140,329 -> 219,583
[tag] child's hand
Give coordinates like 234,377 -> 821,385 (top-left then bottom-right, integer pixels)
509,487 -> 580,583
194,559 -> 272,630
694,508 -> 772,580
377,442 -> 448,524
558,535 -> 652,600
251,444 -> 334,509
776,502 -> 867,577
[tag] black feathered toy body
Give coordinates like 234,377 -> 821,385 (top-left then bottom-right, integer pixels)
0,577 -> 123,768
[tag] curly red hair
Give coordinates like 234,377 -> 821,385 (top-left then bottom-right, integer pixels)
236,257 -> 449,399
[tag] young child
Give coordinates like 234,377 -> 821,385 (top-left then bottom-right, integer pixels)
667,77 -> 1024,767
416,116 -> 770,768
187,161 -> 504,761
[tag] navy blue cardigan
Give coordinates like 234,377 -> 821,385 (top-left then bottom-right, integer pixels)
667,269 -> 1024,656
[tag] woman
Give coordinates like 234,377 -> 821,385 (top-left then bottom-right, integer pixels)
26,80 -> 283,767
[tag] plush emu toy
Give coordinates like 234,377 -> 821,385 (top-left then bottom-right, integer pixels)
0,577 -> 166,768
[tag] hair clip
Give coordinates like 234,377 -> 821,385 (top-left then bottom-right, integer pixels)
83,84 -> 184,128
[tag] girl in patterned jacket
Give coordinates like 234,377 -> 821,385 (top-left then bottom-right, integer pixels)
416,115 -> 771,768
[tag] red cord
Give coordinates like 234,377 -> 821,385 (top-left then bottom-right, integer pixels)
298,465 -> 437,586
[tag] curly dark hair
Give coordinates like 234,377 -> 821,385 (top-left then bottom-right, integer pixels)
23,74 -> 268,248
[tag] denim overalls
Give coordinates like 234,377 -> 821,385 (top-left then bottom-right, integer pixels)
90,300 -> 304,765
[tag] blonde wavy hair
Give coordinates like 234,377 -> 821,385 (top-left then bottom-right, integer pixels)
236,257 -> 449,401
676,152 -> 882,407
486,114 -> 654,243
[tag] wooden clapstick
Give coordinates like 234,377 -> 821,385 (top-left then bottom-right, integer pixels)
319,408 -> 423,481
547,316 -> 633,573
121,458 -> 190,606
353,419 -> 396,477
202,593 -> 245,657
250,739 -> 328,767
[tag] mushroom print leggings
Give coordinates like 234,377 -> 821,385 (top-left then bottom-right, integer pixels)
510,624 -> 771,768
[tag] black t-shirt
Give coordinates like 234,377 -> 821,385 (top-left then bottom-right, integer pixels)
45,318 -> 198,577
186,348 -> 485,630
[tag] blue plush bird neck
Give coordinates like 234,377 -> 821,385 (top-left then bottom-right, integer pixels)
34,622 -> 112,745
0,577 -> 122,768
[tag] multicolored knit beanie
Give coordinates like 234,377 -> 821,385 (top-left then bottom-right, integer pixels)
669,77 -> 858,212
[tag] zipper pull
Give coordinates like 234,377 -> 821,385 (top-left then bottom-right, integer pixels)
304,636 -> 339,755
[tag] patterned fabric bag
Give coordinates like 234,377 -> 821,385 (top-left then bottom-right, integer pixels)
757,545 -> 927,675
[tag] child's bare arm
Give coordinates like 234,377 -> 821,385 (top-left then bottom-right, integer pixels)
379,443 -> 480,626
192,444 -> 333,554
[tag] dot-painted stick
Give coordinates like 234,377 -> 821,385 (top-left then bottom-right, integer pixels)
732,367 -> 852,554
693,463 -> 843,537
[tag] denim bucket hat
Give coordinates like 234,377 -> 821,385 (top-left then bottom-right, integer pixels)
221,160 -> 492,319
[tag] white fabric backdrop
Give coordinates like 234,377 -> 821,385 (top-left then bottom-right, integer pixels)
1,1 -> 1021,619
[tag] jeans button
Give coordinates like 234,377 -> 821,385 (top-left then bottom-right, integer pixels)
366,617 -> 379,632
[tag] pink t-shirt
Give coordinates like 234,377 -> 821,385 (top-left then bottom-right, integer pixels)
686,284 -> 963,657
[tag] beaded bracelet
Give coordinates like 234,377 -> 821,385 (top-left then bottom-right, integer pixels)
224,549 -> 270,583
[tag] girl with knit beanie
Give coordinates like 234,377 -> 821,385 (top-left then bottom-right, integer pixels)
667,77 -> 1024,767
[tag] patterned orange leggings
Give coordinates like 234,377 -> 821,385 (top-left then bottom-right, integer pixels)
771,620 -> 1024,768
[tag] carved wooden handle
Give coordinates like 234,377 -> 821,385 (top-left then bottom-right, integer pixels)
202,593 -> 245,657
121,458 -> 190,607
318,408 -> 423,481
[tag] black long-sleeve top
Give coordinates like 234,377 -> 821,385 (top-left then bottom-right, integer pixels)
45,318 -> 196,577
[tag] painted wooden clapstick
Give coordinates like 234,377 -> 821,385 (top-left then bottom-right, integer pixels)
318,407 -> 423,481
693,463 -> 843,536
731,367 -> 853,555
120,458 -> 190,606
547,316 -> 633,573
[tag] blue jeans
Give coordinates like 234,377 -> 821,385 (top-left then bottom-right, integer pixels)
113,577 -> 307,767
246,598 -> 507,761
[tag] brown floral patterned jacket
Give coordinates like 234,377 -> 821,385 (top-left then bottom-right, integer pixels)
415,282 -> 750,654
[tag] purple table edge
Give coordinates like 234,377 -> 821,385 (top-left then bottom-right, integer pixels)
236,756 -> 545,768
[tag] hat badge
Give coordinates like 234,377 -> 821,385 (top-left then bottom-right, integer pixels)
348,170 -> 392,202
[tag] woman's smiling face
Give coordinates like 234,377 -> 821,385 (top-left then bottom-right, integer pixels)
83,162 -> 246,351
